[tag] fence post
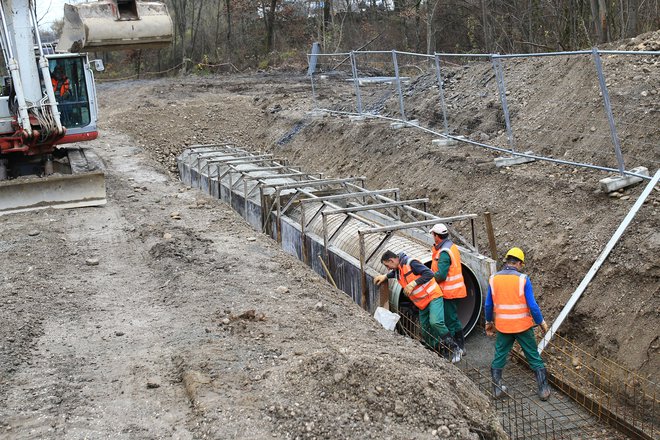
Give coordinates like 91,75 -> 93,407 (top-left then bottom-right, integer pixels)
491,55 -> 515,151
591,48 -> 626,176
433,53 -> 450,135
349,51 -> 363,115
307,55 -> 318,110
392,50 -> 407,121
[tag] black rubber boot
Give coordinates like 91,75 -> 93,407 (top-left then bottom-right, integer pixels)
439,334 -> 461,363
535,368 -> 551,401
491,367 -> 507,399
454,330 -> 466,355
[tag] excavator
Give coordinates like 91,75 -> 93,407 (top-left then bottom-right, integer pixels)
0,0 -> 172,214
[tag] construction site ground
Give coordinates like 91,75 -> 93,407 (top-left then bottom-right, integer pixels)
1,38 -> 659,438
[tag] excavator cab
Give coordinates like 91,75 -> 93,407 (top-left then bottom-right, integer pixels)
59,0 -> 173,52
47,55 -> 97,134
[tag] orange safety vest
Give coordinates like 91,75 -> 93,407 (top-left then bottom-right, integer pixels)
397,257 -> 443,310
431,240 -> 467,300
489,269 -> 534,334
52,77 -> 70,97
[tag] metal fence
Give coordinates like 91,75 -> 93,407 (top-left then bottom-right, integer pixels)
308,48 -> 660,181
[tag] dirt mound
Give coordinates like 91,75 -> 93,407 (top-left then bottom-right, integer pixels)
612,29 -> 660,51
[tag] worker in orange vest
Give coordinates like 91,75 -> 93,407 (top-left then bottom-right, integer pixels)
51,66 -> 70,99
430,223 -> 467,363
375,250 -> 460,362
485,247 -> 550,400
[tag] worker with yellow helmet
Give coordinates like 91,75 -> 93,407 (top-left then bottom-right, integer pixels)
484,247 -> 551,401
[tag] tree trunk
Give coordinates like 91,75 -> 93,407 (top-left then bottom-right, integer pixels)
590,0 -> 604,43
265,0 -> 279,53
597,0 -> 608,42
225,0 -> 232,53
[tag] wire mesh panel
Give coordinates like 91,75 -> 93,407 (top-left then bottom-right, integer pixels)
599,52 -> 660,173
350,51 -> 400,116
309,52 -> 359,113
434,54 -> 505,138
307,48 -> 658,179
495,53 -> 621,168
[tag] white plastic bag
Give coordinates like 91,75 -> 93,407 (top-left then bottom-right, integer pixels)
374,307 -> 400,331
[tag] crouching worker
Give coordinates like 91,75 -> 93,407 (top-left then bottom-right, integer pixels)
374,250 -> 459,362
485,247 -> 551,401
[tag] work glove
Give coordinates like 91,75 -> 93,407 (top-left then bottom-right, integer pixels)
485,322 -> 495,337
374,274 -> 387,285
403,281 -> 416,296
539,320 -> 549,335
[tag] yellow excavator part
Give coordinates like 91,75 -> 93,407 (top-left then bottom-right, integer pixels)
58,0 -> 173,52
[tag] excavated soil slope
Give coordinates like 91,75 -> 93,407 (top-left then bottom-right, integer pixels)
101,34 -> 659,380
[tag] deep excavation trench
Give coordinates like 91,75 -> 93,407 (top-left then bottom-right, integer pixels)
97,68 -> 659,438
177,144 -> 651,440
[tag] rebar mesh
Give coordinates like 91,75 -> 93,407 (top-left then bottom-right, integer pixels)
396,311 -> 633,439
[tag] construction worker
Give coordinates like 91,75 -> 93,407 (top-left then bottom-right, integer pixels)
485,247 -> 551,401
51,65 -> 70,99
430,223 -> 467,363
374,250 -> 459,361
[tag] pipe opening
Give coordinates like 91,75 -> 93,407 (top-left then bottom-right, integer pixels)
389,261 -> 482,339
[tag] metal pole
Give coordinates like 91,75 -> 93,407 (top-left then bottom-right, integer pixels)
483,211 -> 498,260
491,56 -> 515,150
538,169 -> 660,353
433,53 -> 450,135
349,51 -> 363,115
358,232 -> 368,310
392,50 -> 407,121
592,48 -> 626,176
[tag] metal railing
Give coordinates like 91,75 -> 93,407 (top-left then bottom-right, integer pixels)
308,48 -> 660,181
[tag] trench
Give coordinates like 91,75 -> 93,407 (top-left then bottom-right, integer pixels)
178,144 -> 657,440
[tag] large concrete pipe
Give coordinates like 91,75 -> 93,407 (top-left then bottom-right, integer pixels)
178,146 -> 495,337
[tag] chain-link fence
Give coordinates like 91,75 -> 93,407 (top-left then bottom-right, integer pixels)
308,48 -> 660,180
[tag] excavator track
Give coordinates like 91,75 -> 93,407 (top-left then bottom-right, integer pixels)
0,147 -> 106,215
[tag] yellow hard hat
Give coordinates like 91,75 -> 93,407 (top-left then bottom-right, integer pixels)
505,247 -> 525,263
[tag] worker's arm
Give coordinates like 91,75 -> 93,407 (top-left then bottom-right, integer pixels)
409,259 -> 433,285
524,278 -> 544,325
484,286 -> 494,322
433,252 -> 451,282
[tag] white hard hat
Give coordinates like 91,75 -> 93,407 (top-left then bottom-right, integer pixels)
430,223 -> 448,235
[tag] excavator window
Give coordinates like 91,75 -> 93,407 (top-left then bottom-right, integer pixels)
48,57 -> 91,129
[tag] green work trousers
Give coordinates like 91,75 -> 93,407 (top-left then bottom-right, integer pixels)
443,298 -> 463,335
491,327 -> 545,370
418,297 -> 450,348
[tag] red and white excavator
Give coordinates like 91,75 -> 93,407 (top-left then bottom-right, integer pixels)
0,0 -> 172,214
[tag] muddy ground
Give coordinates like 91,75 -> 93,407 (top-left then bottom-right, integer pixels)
0,106 -> 505,437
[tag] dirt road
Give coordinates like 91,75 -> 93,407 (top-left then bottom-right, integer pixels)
0,130 -> 504,438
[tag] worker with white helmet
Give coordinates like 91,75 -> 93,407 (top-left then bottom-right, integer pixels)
484,247 -> 551,401
430,223 -> 467,363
